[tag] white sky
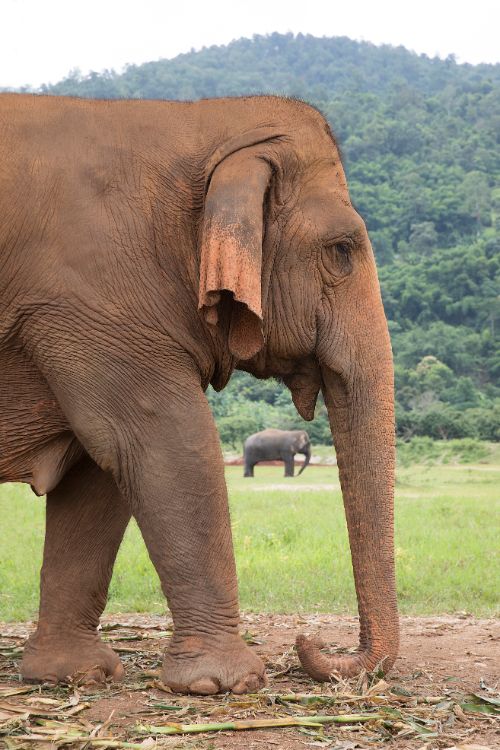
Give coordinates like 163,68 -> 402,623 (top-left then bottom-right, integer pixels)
2,0 -> 499,89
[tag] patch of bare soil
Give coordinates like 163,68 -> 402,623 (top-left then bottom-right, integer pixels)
1,613 -> 498,749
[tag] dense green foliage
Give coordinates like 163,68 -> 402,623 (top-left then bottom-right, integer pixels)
395,436 -> 491,467
16,33 -> 500,443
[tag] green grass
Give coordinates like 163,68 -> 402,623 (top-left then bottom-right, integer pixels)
1,460 -> 499,621
396,436 -> 494,466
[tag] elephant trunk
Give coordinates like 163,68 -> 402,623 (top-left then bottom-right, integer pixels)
297,444 -> 311,475
296,351 -> 398,679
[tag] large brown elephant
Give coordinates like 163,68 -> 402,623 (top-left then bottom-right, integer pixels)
0,93 -> 398,693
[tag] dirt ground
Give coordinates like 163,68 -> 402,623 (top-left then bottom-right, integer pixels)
1,612 -> 498,749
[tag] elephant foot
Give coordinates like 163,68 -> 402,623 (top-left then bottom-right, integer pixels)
21,632 -> 124,685
161,633 -> 266,695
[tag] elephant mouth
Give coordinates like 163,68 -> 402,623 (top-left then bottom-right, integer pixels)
282,361 -> 321,421
236,352 -> 321,422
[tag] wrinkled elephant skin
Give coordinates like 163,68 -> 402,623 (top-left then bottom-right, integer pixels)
0,94 -> 398,692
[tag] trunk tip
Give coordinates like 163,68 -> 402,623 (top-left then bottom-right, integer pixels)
296,633 -> 397,681
296,633 -> 325,650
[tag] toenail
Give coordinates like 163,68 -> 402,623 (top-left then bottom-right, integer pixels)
112,663 -> 125,681
188,677 -> 220,695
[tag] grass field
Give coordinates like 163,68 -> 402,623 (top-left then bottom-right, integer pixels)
1,458 -> 499,621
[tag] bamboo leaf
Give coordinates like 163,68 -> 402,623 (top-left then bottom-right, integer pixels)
460,702 -> 499,715
470,693 -> 500,708
0,686 -> 39,698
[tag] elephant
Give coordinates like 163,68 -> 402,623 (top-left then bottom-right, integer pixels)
0,92 -> 398,694
243,428 -> 311,477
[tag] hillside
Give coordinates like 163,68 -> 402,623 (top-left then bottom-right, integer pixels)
14,33 -> 500,443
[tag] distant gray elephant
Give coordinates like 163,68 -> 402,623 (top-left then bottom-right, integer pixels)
243,429 -> 311,477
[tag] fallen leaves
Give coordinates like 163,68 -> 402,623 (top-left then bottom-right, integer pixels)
0,614 -> 498,749
0,679 -> 497,747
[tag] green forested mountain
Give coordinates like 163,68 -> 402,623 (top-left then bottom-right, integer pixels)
17,33 -> 500,442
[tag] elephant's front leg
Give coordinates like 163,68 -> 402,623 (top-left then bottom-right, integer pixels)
243,457 -> 255,477
125,385 -> 266,695
283,452 -> 295,477
22,456 -> 131,684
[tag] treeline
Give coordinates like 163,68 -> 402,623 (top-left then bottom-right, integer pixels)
15,33 -> 500,444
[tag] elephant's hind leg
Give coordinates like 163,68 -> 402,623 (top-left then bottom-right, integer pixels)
21,456 -> 131,685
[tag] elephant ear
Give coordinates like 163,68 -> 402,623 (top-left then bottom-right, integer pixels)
199,135 -> 279,361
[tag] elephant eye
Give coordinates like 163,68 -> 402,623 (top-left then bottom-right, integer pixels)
324,236 -> 354,254
335,241 -> 351,256
321,237 -> 354,280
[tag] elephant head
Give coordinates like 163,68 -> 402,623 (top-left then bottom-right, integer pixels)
198,100 -> 398,680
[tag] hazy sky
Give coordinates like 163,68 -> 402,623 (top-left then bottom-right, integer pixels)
2,0 -> 499,88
